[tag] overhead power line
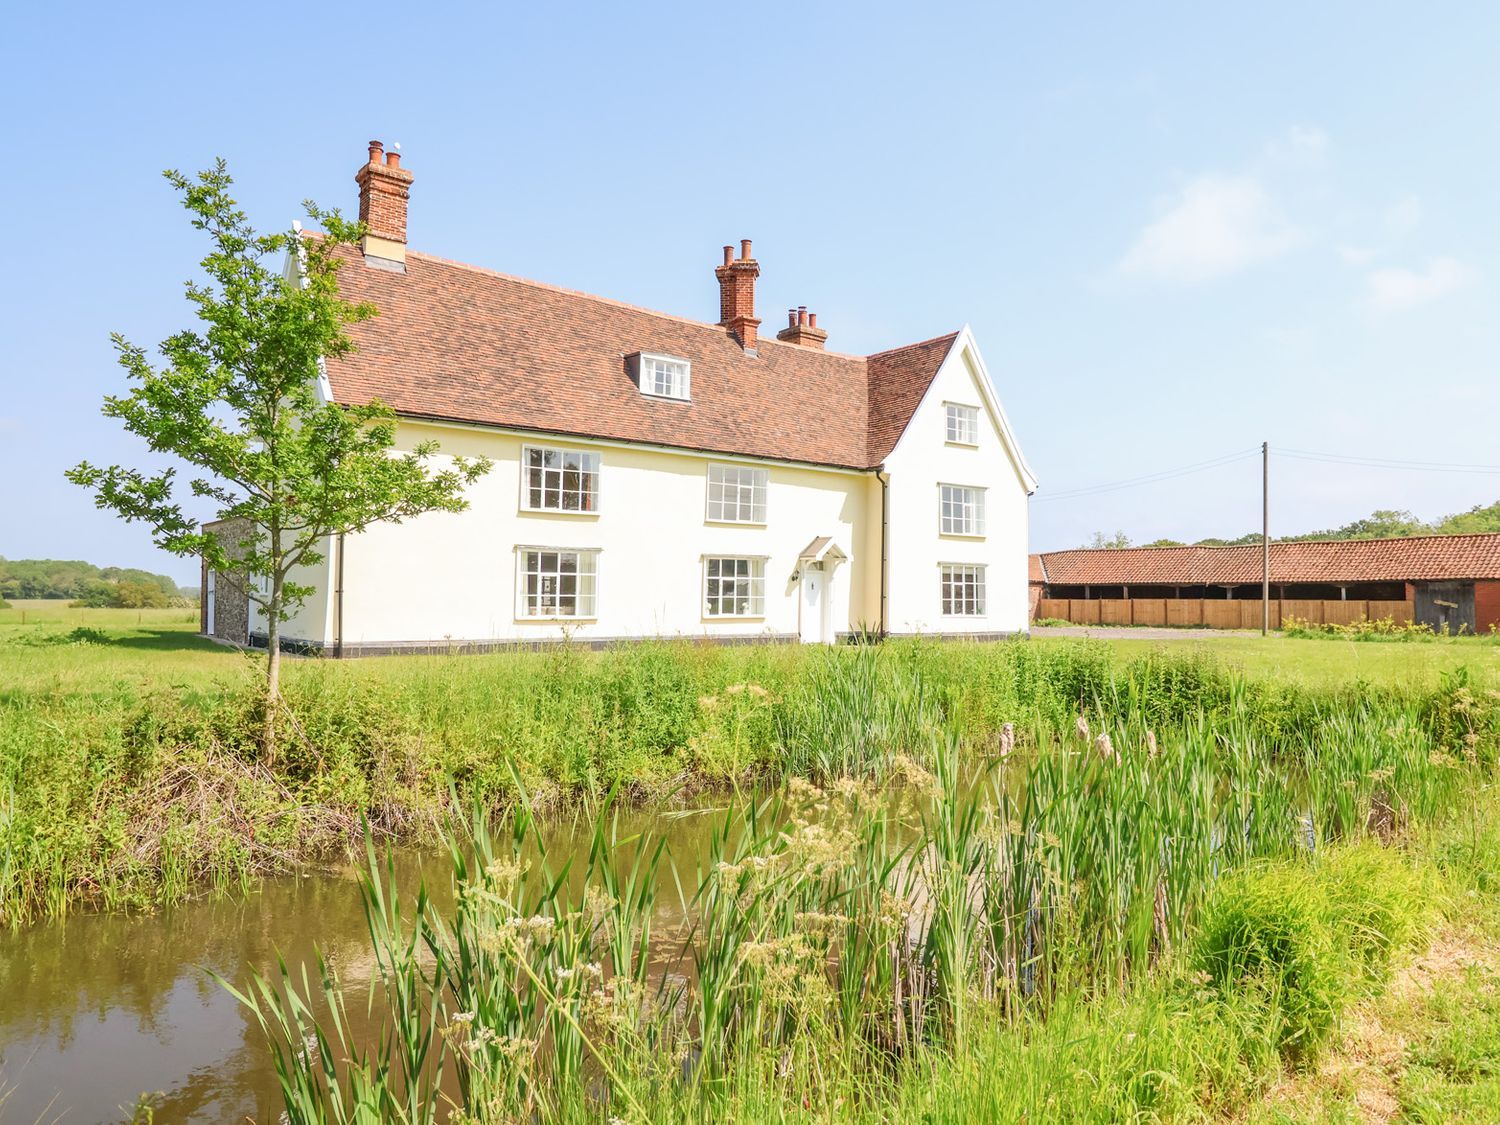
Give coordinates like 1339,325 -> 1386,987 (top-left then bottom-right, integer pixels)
1034,445 -> 1500,504
1275,448 -> 1500,475
1033,447 -> 1261,503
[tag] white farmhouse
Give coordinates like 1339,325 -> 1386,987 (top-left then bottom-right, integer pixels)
202,142 -> 1036,654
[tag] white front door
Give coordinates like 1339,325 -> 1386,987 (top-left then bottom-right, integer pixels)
799,563 -> 826,644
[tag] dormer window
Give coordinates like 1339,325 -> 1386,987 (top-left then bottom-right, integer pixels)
631,352 -> 691,401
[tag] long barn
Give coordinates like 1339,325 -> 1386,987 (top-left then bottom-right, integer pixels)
1031,533 -> 1500,633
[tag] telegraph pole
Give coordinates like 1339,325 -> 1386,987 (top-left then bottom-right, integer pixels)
1261,441 -> 1270,636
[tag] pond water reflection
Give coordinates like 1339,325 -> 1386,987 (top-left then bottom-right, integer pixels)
0,799 -> 746,1124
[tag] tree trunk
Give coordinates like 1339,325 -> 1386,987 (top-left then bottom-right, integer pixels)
263,584 -> 281,760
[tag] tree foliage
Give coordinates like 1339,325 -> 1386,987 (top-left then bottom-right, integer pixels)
1433,500 -> 1500,535
68,161 -> 490,753
0,557 -> 181,601
1107,500 -> 1500,550
1285,508 -> 1428,542
71,578 -> 175,608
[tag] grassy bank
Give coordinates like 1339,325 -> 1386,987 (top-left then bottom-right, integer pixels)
3,615 -> 1498,926
232,706 -> 1500,1122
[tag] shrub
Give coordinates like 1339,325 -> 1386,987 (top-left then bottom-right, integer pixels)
1195,848 -> 1435,1065
1283,615 -> 1441,642
1431,799 -> 1500,901
688,679 -> 776,782
1317,842 -> 1433,986
1195,864 -> 1349,1062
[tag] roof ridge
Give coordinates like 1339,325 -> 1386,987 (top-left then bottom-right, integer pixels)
865,329 -> 961,360
1039,531 -> 1500,556
321,234 -> 950,364
322,237 -> 966,470
404,249 -> 884,362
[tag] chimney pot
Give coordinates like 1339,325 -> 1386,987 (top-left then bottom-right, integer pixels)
386,150 -> 401,168
723,245 -> 734,267
740,239 -> 752,260
367,139 -> 384,163
775,302 -> 828,349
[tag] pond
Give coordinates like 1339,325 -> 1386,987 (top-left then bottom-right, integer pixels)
0,799 -> 740,1123
0,738 -> 1339,1122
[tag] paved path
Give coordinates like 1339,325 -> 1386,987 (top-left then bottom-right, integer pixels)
1035,626 -> 1275,641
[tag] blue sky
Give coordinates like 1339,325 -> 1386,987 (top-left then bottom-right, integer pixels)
3,2 -> 1497,583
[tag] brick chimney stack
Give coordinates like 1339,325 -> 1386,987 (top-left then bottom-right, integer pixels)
714,239 -> 761,352
355,140 -> 414,268
776,305 -> 829,350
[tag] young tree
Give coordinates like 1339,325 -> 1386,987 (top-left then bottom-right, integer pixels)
69,161 -> 490,756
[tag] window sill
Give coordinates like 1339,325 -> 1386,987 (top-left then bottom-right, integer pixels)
639,390 -> 691,403
939,532 -> 988,541
704,519 -> 768,529
944,440 -> 979,449
701,615 -> 767,623
941,614 -> 988,620
516,616 -> 599,624
518,507 -> 602,519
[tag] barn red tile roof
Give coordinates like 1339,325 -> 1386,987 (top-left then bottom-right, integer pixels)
322,246 -> 958,470
1033,534 -> 1500,586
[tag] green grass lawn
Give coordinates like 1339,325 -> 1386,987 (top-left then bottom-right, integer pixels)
1034,629 -> 1500,690
5,599 -> 1498,694
0,599 -> 241,690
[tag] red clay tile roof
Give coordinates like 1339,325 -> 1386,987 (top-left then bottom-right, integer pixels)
1036,535 -> 1500,585
1028,554 -> 1047,584
323,246 -> 957,470
866,332 -> 963,463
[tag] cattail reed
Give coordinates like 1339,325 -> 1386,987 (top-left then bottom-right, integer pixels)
220,642 -> 1496,1122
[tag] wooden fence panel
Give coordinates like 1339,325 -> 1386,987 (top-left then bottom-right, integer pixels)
1165,599 -> 1202,627
1132,599 -> 1167,626
1070,599 -> 1101,625
1322,600 -> 1367,626
1235,601 -> 1284,629
1282,600 -> 1324,625
1202,601 -> 1241,629
1368,600 -> 1413,625
1031,597 -> 1414,630
1037,598 -> 1069,620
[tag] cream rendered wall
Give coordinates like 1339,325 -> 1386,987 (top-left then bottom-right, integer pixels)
333,421 -> 874,646
882,332 -> 1033,635
245,541 -> 334,647
274,540 -> 335,646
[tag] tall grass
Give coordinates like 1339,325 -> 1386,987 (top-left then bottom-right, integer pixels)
228,666 -> 1489,1121
2,636 -> 1496,926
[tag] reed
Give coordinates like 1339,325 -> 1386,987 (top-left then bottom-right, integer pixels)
229,661 -> 1492,1121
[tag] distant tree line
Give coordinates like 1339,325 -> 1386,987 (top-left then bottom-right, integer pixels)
1085,499 -> 1500,550
0,557 -> 191,607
